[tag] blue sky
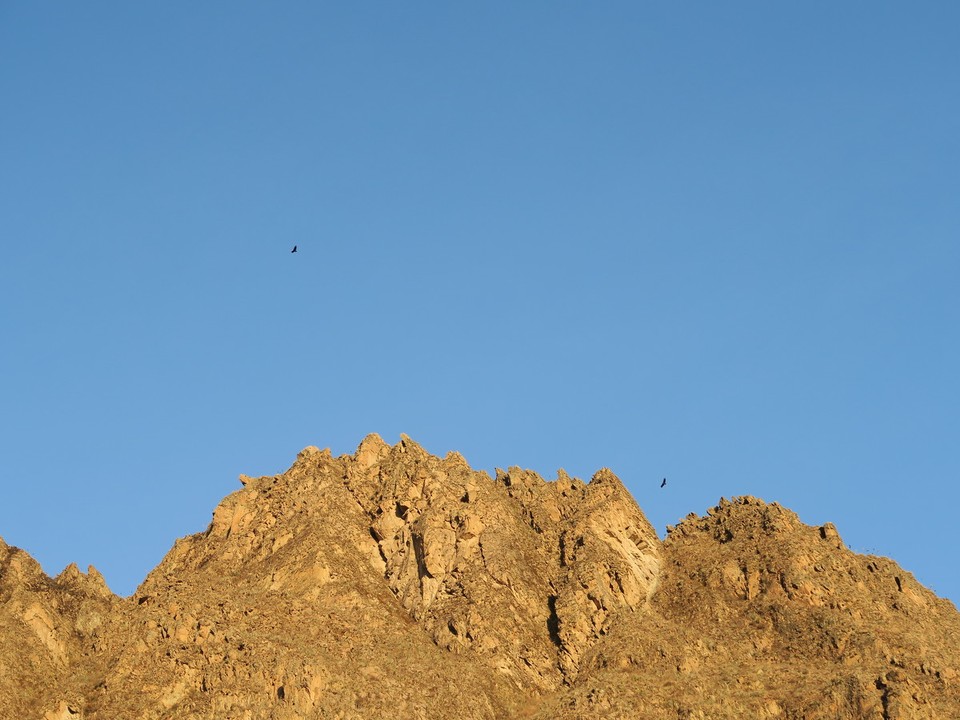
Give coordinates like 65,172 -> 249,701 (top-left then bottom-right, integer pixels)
2,3 -> 957,601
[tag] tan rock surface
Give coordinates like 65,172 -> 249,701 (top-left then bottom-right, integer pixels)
1,437 -> 958,718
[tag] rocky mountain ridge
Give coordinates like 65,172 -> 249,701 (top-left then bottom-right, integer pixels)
2,434 -> 958,719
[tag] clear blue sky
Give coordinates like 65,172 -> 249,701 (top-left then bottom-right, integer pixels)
2,3 -> 957,601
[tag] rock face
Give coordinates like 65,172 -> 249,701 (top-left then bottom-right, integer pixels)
2,435 -> 959,719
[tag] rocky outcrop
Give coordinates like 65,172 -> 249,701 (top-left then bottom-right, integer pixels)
0,538 -> 117,720
539,496 -> 960,719
340,434 -> 662,689
1,437 -> 958,719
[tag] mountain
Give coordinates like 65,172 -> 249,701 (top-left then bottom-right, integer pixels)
2,434 -> 958,719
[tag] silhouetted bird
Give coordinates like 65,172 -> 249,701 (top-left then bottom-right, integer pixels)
291,245 -> 298,253
660,478 -> 667,488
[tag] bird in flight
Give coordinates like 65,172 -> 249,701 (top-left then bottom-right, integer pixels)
660,478 -> 667,488
291,245 -> 298,253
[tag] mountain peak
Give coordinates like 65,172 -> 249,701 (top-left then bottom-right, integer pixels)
2,436 -> 958,718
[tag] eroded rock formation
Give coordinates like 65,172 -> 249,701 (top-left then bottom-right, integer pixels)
1,435 -> 958,719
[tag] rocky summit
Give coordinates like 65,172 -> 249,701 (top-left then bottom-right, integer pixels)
2,435 -> 958,719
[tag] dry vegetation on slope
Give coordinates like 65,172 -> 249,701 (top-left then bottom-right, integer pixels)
2,435 -> 958,719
